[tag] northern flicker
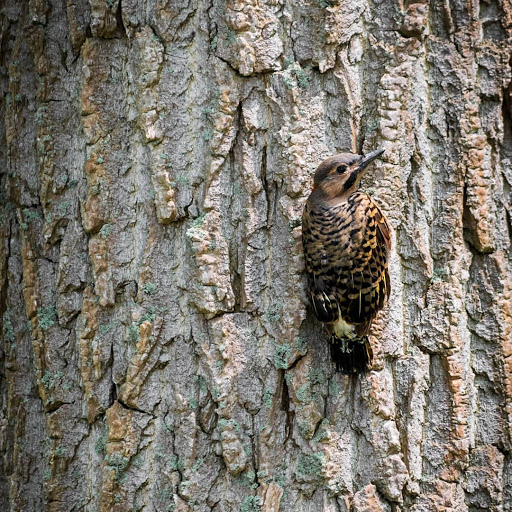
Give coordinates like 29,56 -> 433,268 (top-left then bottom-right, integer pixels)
302,149 -> 391,374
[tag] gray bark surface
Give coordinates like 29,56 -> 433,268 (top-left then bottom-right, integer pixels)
1,0 -> 512,511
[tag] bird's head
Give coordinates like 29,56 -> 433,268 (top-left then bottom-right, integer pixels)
311,148 -> 385,201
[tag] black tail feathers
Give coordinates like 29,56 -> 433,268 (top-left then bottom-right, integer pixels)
330,335 -> 373,374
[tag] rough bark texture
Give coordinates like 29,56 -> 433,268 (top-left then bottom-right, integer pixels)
1,1 -> 512,511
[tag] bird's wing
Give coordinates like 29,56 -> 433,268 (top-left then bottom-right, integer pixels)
371,201 -> 392,302
373,202 -> 392,252
302,204 -> 341,323
303,197 -> 391,330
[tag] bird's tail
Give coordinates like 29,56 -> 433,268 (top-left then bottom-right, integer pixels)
330,335 -> 373,374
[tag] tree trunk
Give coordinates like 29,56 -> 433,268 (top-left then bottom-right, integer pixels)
1,1 -> 512,510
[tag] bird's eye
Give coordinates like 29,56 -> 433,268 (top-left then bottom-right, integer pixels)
336,165 -> 347,174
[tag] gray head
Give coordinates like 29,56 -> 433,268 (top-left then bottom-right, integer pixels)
311,149 -> 385,200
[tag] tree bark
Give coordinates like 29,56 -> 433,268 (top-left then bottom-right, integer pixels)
1,0 -> 512,511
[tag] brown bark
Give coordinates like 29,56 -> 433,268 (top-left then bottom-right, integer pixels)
1,0 -> 512,511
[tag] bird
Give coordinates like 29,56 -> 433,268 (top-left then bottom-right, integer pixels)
302,149 -> 391,374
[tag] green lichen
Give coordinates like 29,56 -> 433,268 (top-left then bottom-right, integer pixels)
227,29 -> 237,44
240,496 -> 262,512
43,437 -> 52,457
330,379 -> 340,396
432,267 -> 448,282
201,97 -> 219,117
34,108 -> 45,125
266,304 -> 282,323
274,472 -> 285,487
312,419 -> 330,443
99,322 -> 115,335
41,371 -> 53,389
218,418 -> 240,433
132,454 -> 143,468
54,445 -> 66,457
296,452 -> 325,478
309,368 -> 326,387
298,422 -> 310,437
257,470 -> 268,479
274,343 -> 291,370
128,323 -> 140,343
3,310 -> 14,343
296,383 -> 310,404
296,369 -> 327,407
37,306 -> 57,331
217,418 -> 229,430
176,175 -> 189,186
283,61 -> 310,90
179,480 -> 191,496
105,453 -> 130,482
127,306 -> 160,343
239,470 -> 258,489
139,310 -> 156,324
294,335 -> 308,354
191,457 -> 204,472
169,455 -> 184,472
41,370 -> 63,389
191,212 -> 207,228
263,389 -> 274,408
95,434 -> 107,455
142,282 -> 158,296
99,223 -> 113,239
367,118 -> 379,132
23,208 -> 40,223
57,201 -> 70,215
195,375 -> 208,394
156,486 -> 174,502
154,444 -> 166,459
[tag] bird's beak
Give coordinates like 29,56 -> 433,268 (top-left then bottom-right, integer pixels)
357,148 -> 385,174
344,148 -> 385,191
